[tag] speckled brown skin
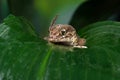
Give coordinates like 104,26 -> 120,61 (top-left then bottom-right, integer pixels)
44,15 -> 87,48
44,24 -> 86,46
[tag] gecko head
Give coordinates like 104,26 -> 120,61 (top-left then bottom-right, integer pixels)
44,15 -> 86,47
46,24 -> 78,44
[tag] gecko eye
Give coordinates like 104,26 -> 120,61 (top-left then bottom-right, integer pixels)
61,29 -> 66,35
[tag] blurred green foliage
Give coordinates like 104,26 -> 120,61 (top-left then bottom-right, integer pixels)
0,0 -> 9,22
34,0 -> 85,16
70,0 -> 120,30
1,0 -> 86,36
34,0 -> 86,36
1,0 -> 120,35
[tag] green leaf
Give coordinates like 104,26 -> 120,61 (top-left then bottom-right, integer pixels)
0,15 -> 37,42
0,15 -> 120,80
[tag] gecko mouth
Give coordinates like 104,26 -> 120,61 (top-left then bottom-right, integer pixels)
45,37 -> 72,46
44,35 -> 78,46
51,42 -> 72,46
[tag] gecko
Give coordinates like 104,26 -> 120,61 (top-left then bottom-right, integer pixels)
44,15 -> 87,48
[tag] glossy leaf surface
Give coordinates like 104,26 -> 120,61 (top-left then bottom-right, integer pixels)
0,15 -> 120,80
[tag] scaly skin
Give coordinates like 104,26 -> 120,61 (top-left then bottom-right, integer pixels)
44,24 -> 86,48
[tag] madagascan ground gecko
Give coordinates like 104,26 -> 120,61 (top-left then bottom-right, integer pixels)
44,15 -> 87,48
